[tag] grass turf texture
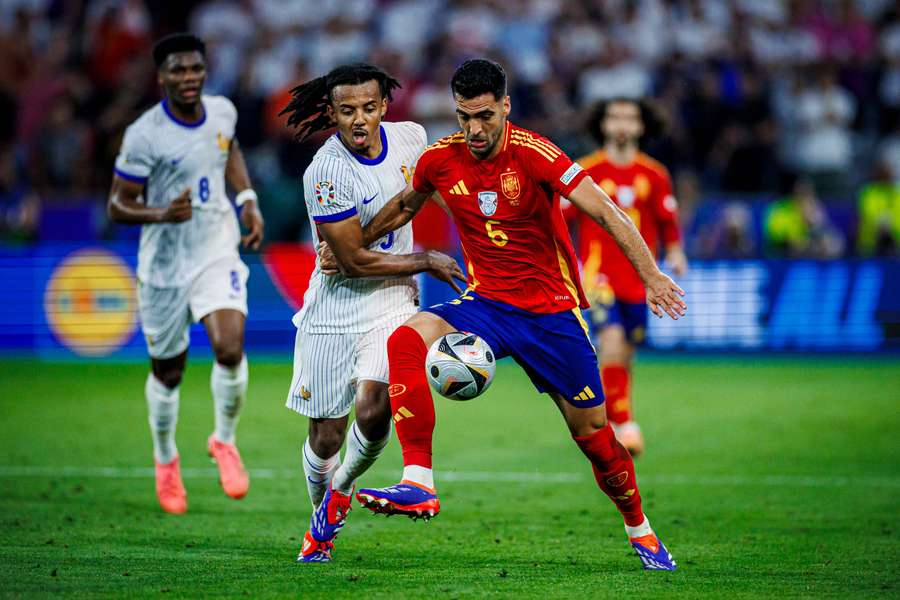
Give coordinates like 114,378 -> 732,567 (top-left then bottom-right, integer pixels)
0,356 -> 898,598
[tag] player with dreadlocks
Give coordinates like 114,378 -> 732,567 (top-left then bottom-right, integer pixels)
280,63 -> 464,563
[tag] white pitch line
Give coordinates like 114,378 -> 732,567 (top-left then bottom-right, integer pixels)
0,466 -> 897,488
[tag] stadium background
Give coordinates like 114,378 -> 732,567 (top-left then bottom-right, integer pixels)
3,0 -> 900,357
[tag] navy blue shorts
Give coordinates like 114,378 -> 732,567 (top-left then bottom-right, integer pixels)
588,298 -> 648,345
424,293 -> 604,408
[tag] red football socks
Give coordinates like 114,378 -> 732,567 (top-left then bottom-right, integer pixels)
574,423 -> 644,526
601,364 -> 632,424
386,326 -> 435,469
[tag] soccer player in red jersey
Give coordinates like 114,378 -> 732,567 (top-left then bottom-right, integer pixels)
566,99 -> 687,456
321,60 -> 685,569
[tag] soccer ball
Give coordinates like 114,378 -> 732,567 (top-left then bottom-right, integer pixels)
425,332 -> 496,400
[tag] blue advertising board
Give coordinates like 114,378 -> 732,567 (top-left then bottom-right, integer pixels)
1,243 -> 898,358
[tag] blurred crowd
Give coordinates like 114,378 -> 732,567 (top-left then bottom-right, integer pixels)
1,0 -> 899,258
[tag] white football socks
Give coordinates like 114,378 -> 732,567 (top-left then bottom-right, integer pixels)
625,515 -> 652,538
402,464 -> 434,490
210,355 -> 248,445
145,373 -> 179,464
332,421 -> 390,495
302,438 -> 341,508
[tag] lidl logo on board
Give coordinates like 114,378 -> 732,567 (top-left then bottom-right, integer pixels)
43,248 -> 138,356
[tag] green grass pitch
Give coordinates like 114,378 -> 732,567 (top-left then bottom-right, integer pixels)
1,356 -> 898,598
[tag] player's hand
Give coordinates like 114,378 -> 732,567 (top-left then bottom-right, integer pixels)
240,200 -> 265,250
645,270 -> 686,320
317,241 -> 340,275
162,189 -> 192,223
665,246 -> 688,277
426,250 -> 466,294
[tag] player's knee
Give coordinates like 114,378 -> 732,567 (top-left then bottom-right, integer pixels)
387,325 -> 427,362
155,368 -> 184,390
309,428 -> 344,458
355,399 -> 391,436
566,409 -> 608,438
213,343 -> 243,368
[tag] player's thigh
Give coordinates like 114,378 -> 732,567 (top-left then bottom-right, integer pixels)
510,309 -> 605,409
285,330 -> 355,420
137,282 -> 191,362
421,295 -> 510,359
190,258 -> 249,332
401,311 -> 458,351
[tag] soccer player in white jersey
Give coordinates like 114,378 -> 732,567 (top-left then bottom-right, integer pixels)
107,34 -> 265,515
280,64 -> 464,563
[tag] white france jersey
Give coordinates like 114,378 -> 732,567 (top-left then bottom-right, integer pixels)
294,121 -> 427,334
114,95 -> 240,288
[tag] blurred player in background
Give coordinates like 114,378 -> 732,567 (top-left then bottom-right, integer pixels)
322,59 -> 685,570
280,64 -> 464,563
107,33 -> 265,514
566,99 -> 686,456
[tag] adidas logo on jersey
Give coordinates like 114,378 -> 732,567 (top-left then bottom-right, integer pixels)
449,180 -> 470,195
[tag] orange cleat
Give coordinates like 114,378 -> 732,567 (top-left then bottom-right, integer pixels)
613,421 -> 645,457
155,456 -> 188,514
207,435 -> 249,499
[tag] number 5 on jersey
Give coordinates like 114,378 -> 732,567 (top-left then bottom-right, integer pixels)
486,220 -> 508,247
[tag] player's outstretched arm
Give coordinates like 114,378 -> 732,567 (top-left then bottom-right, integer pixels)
567,176 -> 686,320
360,182 -> 431,247
318,215 -> 465,292
226,138 -> 265,250
107,176 -> 192,224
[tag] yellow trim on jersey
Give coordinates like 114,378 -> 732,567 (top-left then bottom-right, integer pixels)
553,241 -> 581,304
510,139 -> 556,162
583,239 -> 602,283
424,133 -> 465,152
511,131 -> 561,158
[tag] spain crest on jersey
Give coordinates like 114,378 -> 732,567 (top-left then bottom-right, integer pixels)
500,171 -> 520,201
314,180 -> 336,206
478,191 -> 498,216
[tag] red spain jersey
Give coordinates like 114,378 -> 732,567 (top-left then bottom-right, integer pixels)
412,123 -> 589,313
568,150 -> 680,304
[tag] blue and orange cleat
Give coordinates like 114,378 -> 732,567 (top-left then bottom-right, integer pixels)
356,480 -> 440,521
629,532 -> 677,570
297,530 -> 334,563
310,483 -> 353,542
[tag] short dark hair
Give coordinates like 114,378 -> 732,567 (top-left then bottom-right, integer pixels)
280,63 -> 401,142
152,33 -> 206,68
451,59 -> 507,100
586,97 -> 666,146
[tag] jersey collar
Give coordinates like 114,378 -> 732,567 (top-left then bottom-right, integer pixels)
338,125 -> 388,166
162,98 -> 207,128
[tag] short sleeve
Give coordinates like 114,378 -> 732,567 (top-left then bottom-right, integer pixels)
216,95 -> 238,130
516,132 -> 587,197
113,124 -> 154,184
303,155 -> 359,224
412,147 -> 439,194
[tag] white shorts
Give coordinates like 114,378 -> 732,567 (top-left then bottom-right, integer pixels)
285,310 -> 415,419
138,257 -> 249,359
